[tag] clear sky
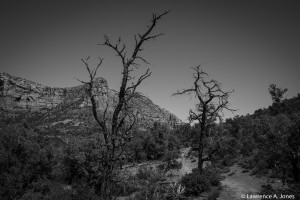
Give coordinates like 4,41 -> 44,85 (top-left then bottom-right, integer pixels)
1,1 -> 300,122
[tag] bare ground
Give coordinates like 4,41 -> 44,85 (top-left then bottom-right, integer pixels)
217,164 -> 284,200
120,149 -> 284,200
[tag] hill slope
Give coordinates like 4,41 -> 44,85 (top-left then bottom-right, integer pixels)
0,71 -> 182,135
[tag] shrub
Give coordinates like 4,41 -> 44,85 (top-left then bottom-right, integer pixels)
136,166 -> 155,181
130,166 -> 167,200
136,166 -> 165,183
239,156 -> 257,170
206,187 -> 221,200
130,182 -> 186,200
0,126 -> 56,200
130,183 -> 164,200
157,163 -> 166,171
137,151 -> 147,161
260,184 -> 300,200
180,171 -> 210,196
19,181 -> 74,200
70,184 -> 100,200
228,171 -> 235,176
117,177 -> 139,196
180,168 -> 221,196
164,182 -> 186,200
215,165 -> 230,174
194,168 -> 222,187
163,150 -> 182,171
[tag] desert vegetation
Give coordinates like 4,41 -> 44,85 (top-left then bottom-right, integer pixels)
0,10 -> 300,200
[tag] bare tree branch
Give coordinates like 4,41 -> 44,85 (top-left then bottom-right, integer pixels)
78,10 -> 170,199
173,66 -> 235,171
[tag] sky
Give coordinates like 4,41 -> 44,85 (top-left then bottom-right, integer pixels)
1,1 -> 300,122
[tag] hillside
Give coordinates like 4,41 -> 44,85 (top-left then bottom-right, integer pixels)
0,71 -> 182,135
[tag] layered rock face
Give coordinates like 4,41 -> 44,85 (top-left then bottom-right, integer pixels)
0,72 -> 182,133
0,72 -> 97,110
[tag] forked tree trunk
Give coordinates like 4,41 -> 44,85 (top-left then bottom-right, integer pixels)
198,143 -> 204,171
173,66 -> 235,174
198,110 -> 206,172
291,158 -> 299,183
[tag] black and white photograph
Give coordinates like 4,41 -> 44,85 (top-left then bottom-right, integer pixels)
1,1 -> 300,199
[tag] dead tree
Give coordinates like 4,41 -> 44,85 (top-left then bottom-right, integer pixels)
78,11 -> 170,199
173,65 -> 235,171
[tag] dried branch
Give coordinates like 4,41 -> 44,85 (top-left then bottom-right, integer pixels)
173,65 -> 235,170
105,11 -> 170,138
78,10 -> 170,197
128,10 -> 170,66
126,69 -> 151,101
77,58 -> 109,146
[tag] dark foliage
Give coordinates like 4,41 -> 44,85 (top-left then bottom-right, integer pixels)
162,150 -> 182,171
181,171 -> 210,196
0,125 -> 57,200
260,184 -> 300,200
220,91 -> 300,196
180,168 -> 221,196
129,122 -> 181,162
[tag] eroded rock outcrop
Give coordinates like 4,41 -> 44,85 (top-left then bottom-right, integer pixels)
0,72 -> 182,133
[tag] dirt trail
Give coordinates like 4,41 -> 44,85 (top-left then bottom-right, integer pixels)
178,147 -> 197,175
217,164 -> 283,200
178,150 -> 267,200
122,148 -> 284,200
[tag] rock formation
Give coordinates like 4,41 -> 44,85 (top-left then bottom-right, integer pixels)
0,71 -> 182,135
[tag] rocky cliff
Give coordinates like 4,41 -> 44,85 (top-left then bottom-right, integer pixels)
0,71 -> 182,135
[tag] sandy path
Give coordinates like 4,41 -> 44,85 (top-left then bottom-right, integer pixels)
178,147 -> 197,175
218,164 -> 267,200
122,149 -> 285,200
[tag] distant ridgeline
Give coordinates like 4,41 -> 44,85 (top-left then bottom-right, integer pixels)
0,71 -> 182,135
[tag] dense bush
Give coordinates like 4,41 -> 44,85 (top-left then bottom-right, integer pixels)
136,166 -> 155,181
18,181 -> 73,200
206,187 -> 221,200
0,122 -> 185,199
129,166 -> 167,200
136,166 -> 165,183
62,133 -> 129,198
180,171 -> 208,196
260,184 -> 300,200
116,175 -> 139,196
132,183 -> 186,200
130,184 -> 165,200
223,94 -> 300,184
0,126 -> 57,200
0,125 -> 115,199
130,167 -> 187,200
129,122 -> 181,162
162,150 -> 182,171
202,168 -> 222,186
180,168 -> 221,196
164,182 -> 186,200
171,123 -> 194,147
